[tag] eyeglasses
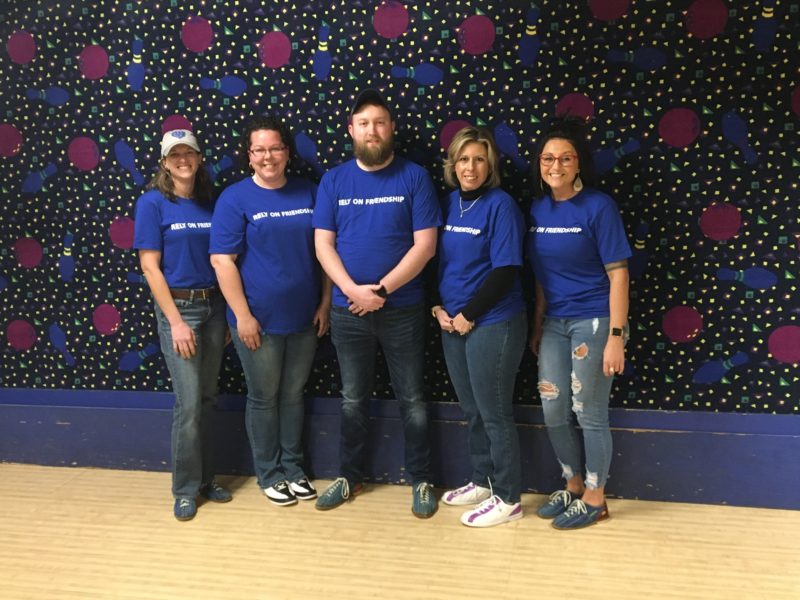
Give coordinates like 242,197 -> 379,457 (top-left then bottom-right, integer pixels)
249,146 -> 287,158
539,153 -> 578,167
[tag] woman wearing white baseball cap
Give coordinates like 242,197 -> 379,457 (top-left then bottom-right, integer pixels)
133,129 -> 232,521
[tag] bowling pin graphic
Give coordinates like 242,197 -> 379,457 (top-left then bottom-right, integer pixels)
517,5 -> 541,67
21,162 -> 57,193
629,222 -> 650,279
716,267 -> 778,290
752,0 -> 777,52
25,86 -> 70,106
126,37 -> 145,91
312,23 -> 332,81
693,351 -> 748,384
593,138 -> 641,174
493,122 -> 529,171
58,232 -> 75,282
207,155 -> 234,182
199,75 -> 247,97
295,132 -> 324,176
721,111 -> 757,165
118,342 -> 160,371
113,140 -> 145,185
389,63 -> 444,86
0,273 -> 7,292
607,46 -> 667,71
48,323 -> 76,367
126,271 -> 145,284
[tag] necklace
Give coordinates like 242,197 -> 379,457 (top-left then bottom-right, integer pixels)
459,195 -> 481,218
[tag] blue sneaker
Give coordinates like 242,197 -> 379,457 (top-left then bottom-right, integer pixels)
200,480 -> 232,503
537,489 -> 580,519
174,497 -> 197,521
315,477 -> 363,511
552,499 -> 609,530
411,482 -> 438,519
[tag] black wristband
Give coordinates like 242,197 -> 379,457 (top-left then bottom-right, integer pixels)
375,285 -> 388,298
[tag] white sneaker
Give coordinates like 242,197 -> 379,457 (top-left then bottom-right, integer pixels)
442,482 -> 492,506
263,480 -> 298,506
460,495 -> 523,528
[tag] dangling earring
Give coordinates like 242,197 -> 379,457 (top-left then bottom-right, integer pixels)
573,173 -> 583,192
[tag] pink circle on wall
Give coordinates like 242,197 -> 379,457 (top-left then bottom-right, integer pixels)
768,326 -> 800,364
181,16 -> 214,53
0,124 -> 23,157
109,216 -> 135,249
662,306 -> 703,343
7,319 -> 37,351
440,120 -> 472,151
588,0 -> 631,21
699,202 -> 741,241
7,30 -> 36,64
373,1 -> 410,39
258,31 -> 291,69
162,115 -> 193,134
685,0 -> 728,40
93,304 -> 121,336
556,93 -> 595,120
659,107 -> 701,148
68,137 -> 100,171
78,45 -> 109,80
13,237 -> 43,268
457,15 -> 495,56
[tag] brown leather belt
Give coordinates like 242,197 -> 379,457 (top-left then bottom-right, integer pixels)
170,286 -> 219,300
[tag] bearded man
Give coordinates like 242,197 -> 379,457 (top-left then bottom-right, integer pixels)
312,89 -> 442,518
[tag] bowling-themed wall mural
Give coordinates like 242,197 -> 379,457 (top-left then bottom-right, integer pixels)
1,1 -> 799,415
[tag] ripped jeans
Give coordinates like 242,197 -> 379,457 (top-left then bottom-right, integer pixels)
537,316 -> 618,490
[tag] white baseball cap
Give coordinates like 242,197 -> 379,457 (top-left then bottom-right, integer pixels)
160,129 -> 201,157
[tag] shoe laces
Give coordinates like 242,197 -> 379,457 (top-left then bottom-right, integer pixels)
333,477 -> 350,499
178,498 -> 192,510
415,482 -> 432,503
549,489 -> 572,508
563,498 -> 588,518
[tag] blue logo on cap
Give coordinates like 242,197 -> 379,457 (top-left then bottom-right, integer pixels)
172,130 -> 187,138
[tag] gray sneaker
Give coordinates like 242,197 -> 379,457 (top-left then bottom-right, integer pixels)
315,477 -> 363,511
411,482 -> 438,519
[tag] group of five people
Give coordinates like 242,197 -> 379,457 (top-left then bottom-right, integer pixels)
133,89 -> 631,530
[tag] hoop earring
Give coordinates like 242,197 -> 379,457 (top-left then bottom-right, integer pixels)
573,174 -> 583,192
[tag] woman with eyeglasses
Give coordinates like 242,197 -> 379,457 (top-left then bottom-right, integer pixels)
527,116 -> 631,530
134,129 -> 232,521
210,115 -> 331,507
433,126 -> 527,528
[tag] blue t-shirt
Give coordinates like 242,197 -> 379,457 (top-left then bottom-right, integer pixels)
133,189 -> 217,289
438,187 -> 525,326
209,176 -> 321,335
527,188 -> 631,318
312,156 -> 442,308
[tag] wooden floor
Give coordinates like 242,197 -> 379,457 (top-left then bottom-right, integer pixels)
2,464 -> 798,600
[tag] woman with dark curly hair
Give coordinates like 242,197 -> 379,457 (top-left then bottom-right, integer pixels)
210,115 -> 331,507
527,116 -> 631,530
134,129 -> 232,521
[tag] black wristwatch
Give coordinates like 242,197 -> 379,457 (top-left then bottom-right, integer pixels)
610,327 -> 623,337
375,285 -> 388,298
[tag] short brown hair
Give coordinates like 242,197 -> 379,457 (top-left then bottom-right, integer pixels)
443,126 -> 501,189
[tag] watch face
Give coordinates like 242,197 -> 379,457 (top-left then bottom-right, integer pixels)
377,285 -> 388,298
611,328 -> 623,337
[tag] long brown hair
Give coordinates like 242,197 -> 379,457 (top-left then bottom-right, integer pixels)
146,156 -> 214,206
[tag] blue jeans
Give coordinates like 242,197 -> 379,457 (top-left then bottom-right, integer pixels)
538,316 -> 622,490
330,304 -> 431,485
154,295 -> 227,499
232,324 -> 317,488
441,310 -> 526,503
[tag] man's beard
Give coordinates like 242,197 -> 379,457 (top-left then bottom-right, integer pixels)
354,135 -> 394,166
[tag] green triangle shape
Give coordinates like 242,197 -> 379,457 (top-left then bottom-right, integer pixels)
162,82 -> 169,91
735,45 -> 745,54
669,163 -> 679,172
558,57 -> 568,66
637,322 -> 647,330
83,183 -> 91,191
503,61 -> 512,70
143,133 -> 152,142
666,271 -> 676,279
252,78 -> 261,86
720,377 -> 730,384
763,103 -> 773,111
752,324 -> 762,332
675,50 -> 684,59
422,11 -> 431,20
47,40 -> 55,49
757,215 -> 768,224
116,86 -> 124,94
785,270 -> 795,279
449,65 -> 459,74
779,378 -> 790,386
792,158 -> 800,167
665,375 -> 674,383
349,72 -> 358,80
425,120 -> 435,128
74,318 -> 82,326
530,114 -> 540,123
92,275 -> 100,282
55,136 -> 63,144
20,362 -> 27,369
730,161 -> 739,169
702,105 -> 713,115
33,318 -> 42,325
74,89 -> 82,96
326,126 -> 336,134
224,26 -> 234,35
299,74 -> 308,83
476,118 -> 487,126
643,108 -> 653,117
476,7 -> 486,15
99,134 -> 108,143
273,25 -> 281,31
